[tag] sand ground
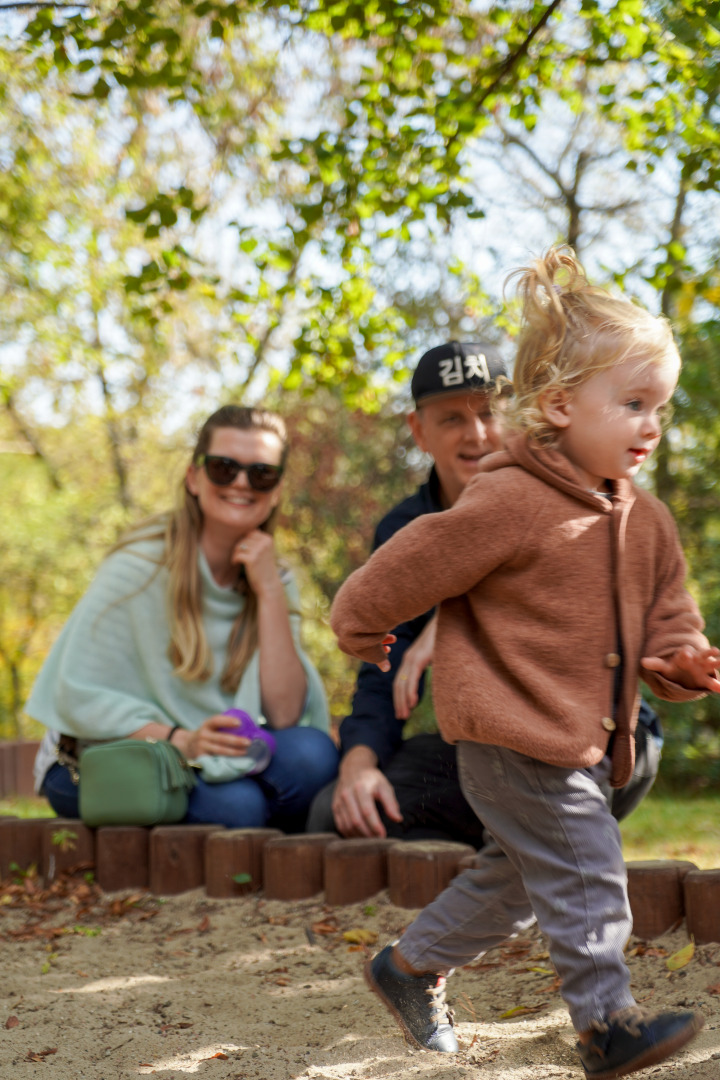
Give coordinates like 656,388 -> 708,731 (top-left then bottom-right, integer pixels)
1,876 -> 719,1080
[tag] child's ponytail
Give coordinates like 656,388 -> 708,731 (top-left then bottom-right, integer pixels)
504,246 -> 679,446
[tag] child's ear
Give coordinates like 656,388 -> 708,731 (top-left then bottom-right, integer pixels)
539,387 -> 572,429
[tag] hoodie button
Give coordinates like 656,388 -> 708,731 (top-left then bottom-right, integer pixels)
605,652 -> 621,668
601,716 -> 617,732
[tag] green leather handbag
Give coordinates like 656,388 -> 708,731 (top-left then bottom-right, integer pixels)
78,738 -> 197,827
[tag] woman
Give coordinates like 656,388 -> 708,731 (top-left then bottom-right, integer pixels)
28,404 -> 338,830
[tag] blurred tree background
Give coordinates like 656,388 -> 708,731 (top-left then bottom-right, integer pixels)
2,0 -> 720,789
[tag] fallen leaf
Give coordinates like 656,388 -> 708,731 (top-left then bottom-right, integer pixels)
5,1016 -> 19,1029
267,915 -> 288,925
201,1052 -> 228,1060
197,915 -> 210,933
500,1003 -> 547,1018
666,941 -> 695,971
25,1048 -> 57,1062
528,966 -> 554,975
311,920 -> 338,935
628,944 -> 667,958
707,983 -> 720,995
343,929 -> 378,945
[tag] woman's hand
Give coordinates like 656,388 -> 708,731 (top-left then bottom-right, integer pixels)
232,530 -> 283,598
393,615 -> 437,718
642,645 -> 720,693
171,715 -> 252,760
232,530 -> 308,727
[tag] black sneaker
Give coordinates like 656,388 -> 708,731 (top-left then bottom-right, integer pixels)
364,943 -> 458,1052
577,1005 -> 704,1079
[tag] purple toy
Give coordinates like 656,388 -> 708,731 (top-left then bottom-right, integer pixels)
221,709 -> 277,776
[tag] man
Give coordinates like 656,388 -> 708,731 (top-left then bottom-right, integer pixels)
307,340 -> 661,842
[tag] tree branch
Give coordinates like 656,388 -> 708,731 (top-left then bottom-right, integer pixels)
0,3 -> 89,10
475,0 -> 566,109
0,2 -> 89,9
1,391 -> 63,490
239,255 -> 300,395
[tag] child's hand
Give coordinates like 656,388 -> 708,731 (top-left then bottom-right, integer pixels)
642,645 -> 720,693
376,634 -> 397,673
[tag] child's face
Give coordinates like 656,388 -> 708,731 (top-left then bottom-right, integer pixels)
548,356 -> 678,492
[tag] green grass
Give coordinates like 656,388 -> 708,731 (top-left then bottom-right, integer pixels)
1,793 -> 718,868
0,795 -> 56,819
619,793 -> 720,869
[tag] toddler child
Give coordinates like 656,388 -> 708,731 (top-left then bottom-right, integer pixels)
330,247 -> 720,1079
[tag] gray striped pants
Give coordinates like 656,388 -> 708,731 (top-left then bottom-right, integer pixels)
396,742 -> 636,1032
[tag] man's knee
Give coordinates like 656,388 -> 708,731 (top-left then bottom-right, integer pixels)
306,780 -> 338,833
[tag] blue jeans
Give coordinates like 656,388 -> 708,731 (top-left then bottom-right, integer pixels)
42,727 -> 339,833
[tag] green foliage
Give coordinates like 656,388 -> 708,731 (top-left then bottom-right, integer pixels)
619,792 -> 720,868
51,827 -> 77,851
3,1 -> 720,782
9,860 -> 38,882
275,389 -> 426,721
0,798 -> 55,819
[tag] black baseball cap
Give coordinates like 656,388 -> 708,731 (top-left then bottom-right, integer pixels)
411,341 -> 508,405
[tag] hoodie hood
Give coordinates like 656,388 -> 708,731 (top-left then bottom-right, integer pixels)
480,432 -> 636,513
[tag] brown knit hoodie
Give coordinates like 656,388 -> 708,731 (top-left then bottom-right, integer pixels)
330,434 -> 709,787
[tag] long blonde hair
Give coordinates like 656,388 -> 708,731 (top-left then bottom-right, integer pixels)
114,405 -> 288,692
504,247 -> 680,445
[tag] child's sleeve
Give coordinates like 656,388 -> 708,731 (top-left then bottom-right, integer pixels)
330,483 -> 511,665
640,505 -> 710,701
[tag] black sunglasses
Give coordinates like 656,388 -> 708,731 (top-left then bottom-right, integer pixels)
196,454 -> 284,492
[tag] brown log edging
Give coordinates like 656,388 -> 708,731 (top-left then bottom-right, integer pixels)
1,802 -> 718,943
0,739 -> 41,799
626,859 -> 698,940
387,840 -> 476,909
684,869 -> 720,944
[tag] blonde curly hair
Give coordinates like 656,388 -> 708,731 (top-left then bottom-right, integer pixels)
503,247 -> 680,446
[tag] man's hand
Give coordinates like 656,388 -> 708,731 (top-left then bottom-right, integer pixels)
642,645 -> 720,693
331,745 -> 403,838
393,615 -> 437,719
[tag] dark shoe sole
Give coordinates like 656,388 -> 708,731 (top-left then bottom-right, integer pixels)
363,959 -> 456,1053
582,1012 -> 704,1080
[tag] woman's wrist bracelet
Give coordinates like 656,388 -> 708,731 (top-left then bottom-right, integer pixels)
167,725 -> 182,744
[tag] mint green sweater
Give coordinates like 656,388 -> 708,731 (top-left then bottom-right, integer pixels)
27,538 -> 329,784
